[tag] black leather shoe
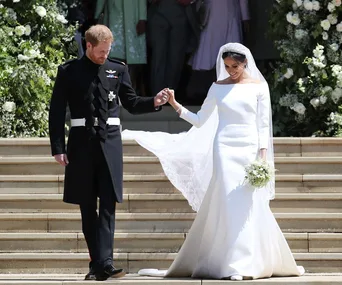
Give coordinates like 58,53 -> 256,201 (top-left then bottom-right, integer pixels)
84,267 -> 97,280
96,265 -> 126,281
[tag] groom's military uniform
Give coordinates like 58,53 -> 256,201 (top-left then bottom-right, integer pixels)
49,55 -> 160,279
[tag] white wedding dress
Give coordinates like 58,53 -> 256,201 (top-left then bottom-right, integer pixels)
123,82 -> 304,279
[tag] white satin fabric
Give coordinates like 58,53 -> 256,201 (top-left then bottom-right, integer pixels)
123,83 -> 304,279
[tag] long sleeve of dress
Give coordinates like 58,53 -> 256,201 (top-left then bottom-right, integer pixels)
257,83 -> 270,149
239,0 -> 250,21
180,84 -> 216,128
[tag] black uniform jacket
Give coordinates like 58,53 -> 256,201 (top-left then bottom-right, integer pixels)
49,55 -> 159,205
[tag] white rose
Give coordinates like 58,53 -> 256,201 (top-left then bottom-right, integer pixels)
337,22 -> 342,32
310,98 -> 320,108
320,95 -> 327,104
321,19 -> 331,31
322,86 -> 333,94
35,6 -> 47,18
292,13 -> 301,25
331,88 -> 342,103
286,12 -> 294,23
0,4 -> 3,8
333,0 -> 341,6
2,101 -> 16,112
322,32 -> 329,40
56,14 -> 68,24
14,25 -> 25,36
284,68 -> 294,79
312,1 -> 320,10
303,0 -> 313,10
18,54 -> 30,61
13,0 -> 20,2
327,14 -> 338,25
294,0 -> 303,6
328,2 -> 336,12
291,102 -> 306,115
24,25 -> 31,36
330,43 -> 340,51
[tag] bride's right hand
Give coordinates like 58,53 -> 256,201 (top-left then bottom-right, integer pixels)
167,89 -> 176,104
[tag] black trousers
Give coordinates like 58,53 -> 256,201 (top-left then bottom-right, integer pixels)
79,139 -> 116,271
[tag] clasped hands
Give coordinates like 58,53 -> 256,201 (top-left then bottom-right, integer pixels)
154,88 -> 175,107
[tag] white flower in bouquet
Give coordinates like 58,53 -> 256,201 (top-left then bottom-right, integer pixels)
56,14 -> 68,24
320,95 -> 327,104
310,98 -> 320,108
327,14 -> 338,25
322,32 -> 329,40
321,19 -> 331,31
331,88 -> 342,103
244,160 -> 275,189
291,102 -> 306,114
13,0 -> 20,3
304,0 -> 313,10
284,68 -> 294,79
328,2 -> 336,12
312,1 -> 320,10
336,22 -> 342,32
14,25 -> 25,36
2,101 -> 16,112
333,0 -> 341,6
286,12 -> 301,25
295,29 -> 308,39
279,94 -> 298,107
35,6 -> 47,18
24,25 -> 31,36
330,43 -> 340,51
322,86 -> 333,95
294,0 -> 303,7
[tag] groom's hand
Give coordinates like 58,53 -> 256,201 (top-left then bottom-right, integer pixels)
154,89 -> 170,107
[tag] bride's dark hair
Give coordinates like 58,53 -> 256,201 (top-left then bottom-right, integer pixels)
222,51 -> 246,63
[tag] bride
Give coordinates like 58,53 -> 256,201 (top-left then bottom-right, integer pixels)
122,43 -> 304,280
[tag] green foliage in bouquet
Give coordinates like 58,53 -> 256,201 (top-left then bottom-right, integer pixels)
0,0 -> 77,137
268,0 -> 342,136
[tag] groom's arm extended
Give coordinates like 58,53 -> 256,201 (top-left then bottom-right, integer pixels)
118,65 -> 168,114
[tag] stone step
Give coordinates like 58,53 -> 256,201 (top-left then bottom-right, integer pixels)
0,213 -> 341,233
1,274 -> 342,285
2,174 -> 342,195
2,137 -> 342,157
0,233 -> 185,254
0,252 -> 341,274
0,232 -> 340,254
2,156 -> 342,175
0,193 -> 341,213
0,174 -> 176,194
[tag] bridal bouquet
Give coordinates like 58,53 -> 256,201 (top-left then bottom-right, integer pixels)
244,160 -> 275,188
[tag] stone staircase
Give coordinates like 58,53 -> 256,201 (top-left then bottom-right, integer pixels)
0,137 -> 342,284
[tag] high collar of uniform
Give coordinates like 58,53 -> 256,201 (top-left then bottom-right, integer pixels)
82,54 -> 103,70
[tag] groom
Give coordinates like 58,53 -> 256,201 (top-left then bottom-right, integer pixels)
49,24 -> 169,281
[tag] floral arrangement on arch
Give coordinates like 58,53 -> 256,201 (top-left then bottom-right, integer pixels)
0,0 -> 77,137
268,0 -> 342,136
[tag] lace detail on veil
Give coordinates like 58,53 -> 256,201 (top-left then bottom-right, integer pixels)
123,107 -> 219,212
